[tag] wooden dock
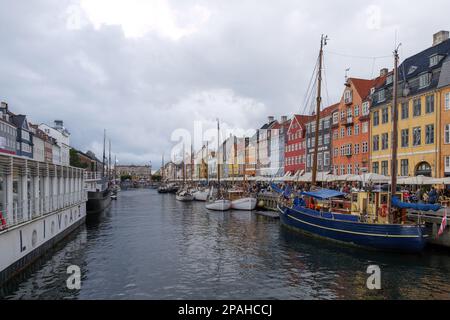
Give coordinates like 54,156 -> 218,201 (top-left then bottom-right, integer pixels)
407,209 -> 450,248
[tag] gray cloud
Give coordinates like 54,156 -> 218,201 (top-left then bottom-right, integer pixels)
0,0 -> 448,167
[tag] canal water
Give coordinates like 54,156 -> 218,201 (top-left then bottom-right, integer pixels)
2,189 -> 450,299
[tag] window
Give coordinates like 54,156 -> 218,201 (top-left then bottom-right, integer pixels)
347,127 -> 352,136
334,148 -> 338,158
362,122 -> 368,133
340,165 -> 345,175
318,135 -> 323,146
354,105 -> 359,117
362,141 -> 368,153
419,73 -> 431,88
386,74 -> 393,85
445,124 -> 450,144
333,130 -> 338,140
430,54 -> 442,67
425,95 -> 434,113
381,161 -> 389,176
413,127 -> 421,146
344,90 -> 352,104
400,159 -> 409,176
382,108 -> 389,124
324,119 -> 330,129
445,156 -> 450,173
373,111 -> 379,126
401,102 -> 409,119
340,110 -> 346,120
340,127 -> 345,138
401,129 -> 409,148
324,134 -> 330,145
324,152 -> 330,166
378,90 -> 386,102
446,93 -> 450,110
347,108 -> 352,118
425,124 -> 434,144
355,163 -> 360,174
347,164 -> 352,174
413,98 -> 421,117
354,124 -> 360,135
354,144 -> 360,155
333,112 -> 339,124
362,102 -> 370,115
372,162 -> 379,174
381,133 -> 389,150
373,135 -> 379,151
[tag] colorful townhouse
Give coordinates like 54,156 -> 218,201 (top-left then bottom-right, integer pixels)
257,116 -> 278,177
331,75 -> 385,175
371,31 -> 450,177
285,114 -> 314,176
268,116 -> 290,177
305,103 -> 338,174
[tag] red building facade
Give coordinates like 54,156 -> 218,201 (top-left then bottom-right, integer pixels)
285,115 -> 314,175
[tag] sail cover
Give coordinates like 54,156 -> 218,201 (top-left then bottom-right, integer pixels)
392,196 -> 441,212
301,189 -> 346,200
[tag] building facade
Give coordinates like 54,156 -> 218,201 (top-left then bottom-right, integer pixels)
371,31 -> 450,177
285,114 -> 313,175
0,102 -> 18,155
305,104 -> 338,173
39,120 -> 70,166
331,76 -> 385,175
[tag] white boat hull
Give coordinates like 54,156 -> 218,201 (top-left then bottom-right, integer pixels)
193,190 -> 209,201
205,200 -> 231,211
231,197 -> 257,211
176,194 -> 194,201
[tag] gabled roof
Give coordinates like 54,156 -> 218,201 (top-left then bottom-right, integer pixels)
305,103 -> 339,124
288,114 -> 314,133
350,76 -> 386,101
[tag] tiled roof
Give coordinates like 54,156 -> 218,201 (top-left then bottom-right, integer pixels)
351,76 -> 386,101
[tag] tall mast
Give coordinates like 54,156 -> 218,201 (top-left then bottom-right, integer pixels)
389,47 -> 400,220
108,139 -> 111,181
182,143 -> 186,184
206,141 -> 209,183
102,129 -> 106,178
161,153 -> 165,181
217,119 -> 221,184
191,143 -> 194,183
312,34 -> 328,186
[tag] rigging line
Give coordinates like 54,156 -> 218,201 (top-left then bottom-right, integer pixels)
303,75 -> 318,115
300,55 -> 320,114
322,54 -> 331,108
324,50 -> 392,60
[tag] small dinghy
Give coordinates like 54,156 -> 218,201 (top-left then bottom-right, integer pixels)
193,189 -> 209,201
231,197 -> 257,211
176,190 -> 194,201
205,199 -> 231,211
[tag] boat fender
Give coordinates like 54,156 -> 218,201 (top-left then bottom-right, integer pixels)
0,211 -> 6,230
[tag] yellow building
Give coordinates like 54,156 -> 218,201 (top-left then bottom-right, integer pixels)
370,31 -> 450,178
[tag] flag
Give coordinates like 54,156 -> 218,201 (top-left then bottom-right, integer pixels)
437,212 -> 447,238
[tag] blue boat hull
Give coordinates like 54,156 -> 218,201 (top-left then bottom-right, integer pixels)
280,206 -> 427,253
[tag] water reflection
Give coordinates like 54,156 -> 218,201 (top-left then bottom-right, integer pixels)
2,189 -> 450,299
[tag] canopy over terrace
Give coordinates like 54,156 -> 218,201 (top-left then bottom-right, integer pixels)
347,173 -> 390,184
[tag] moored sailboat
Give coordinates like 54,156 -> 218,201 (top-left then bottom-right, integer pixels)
278,35 -> 430,252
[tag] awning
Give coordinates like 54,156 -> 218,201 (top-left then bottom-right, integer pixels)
301,188 -> 347,200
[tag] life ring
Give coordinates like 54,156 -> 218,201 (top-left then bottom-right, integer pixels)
378,205 -> 388,218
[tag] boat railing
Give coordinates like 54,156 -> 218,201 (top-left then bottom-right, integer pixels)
84,171 -> 102,181
0,191 -> 87,231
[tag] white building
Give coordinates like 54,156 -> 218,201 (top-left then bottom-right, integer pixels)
39,120 -> 70,166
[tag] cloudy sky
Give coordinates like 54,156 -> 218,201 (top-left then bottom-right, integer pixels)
0,0 -> 448,167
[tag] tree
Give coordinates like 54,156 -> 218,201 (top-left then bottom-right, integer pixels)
70,149 -> 88,169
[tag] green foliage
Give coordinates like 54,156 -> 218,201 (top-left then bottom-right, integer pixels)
70,149 -> 88,169
121,174 -> 132,181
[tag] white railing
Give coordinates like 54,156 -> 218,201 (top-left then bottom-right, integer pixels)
84,172 -> 102,181
0,191 -> 87,231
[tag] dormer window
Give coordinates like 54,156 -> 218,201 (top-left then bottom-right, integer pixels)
386,74 -> 393,85
430,54 -> 443,67
370,87 -> 375,95
419,73 -> 432,88
408,66 -> 418,75
378,89 -> 386,102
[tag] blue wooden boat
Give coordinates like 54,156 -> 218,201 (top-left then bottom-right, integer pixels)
278,189 -> 429,253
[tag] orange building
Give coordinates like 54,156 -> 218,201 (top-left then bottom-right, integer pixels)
332,76 -> 385,175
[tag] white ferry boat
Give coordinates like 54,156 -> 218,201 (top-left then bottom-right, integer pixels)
0,153 -> 87,286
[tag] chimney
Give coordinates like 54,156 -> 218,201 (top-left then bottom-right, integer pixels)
433,30 -> 449,46
380,68 -> 388,77
54,120 -> 64,129
281,116 -> 288,123
268,116 -> 274,123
